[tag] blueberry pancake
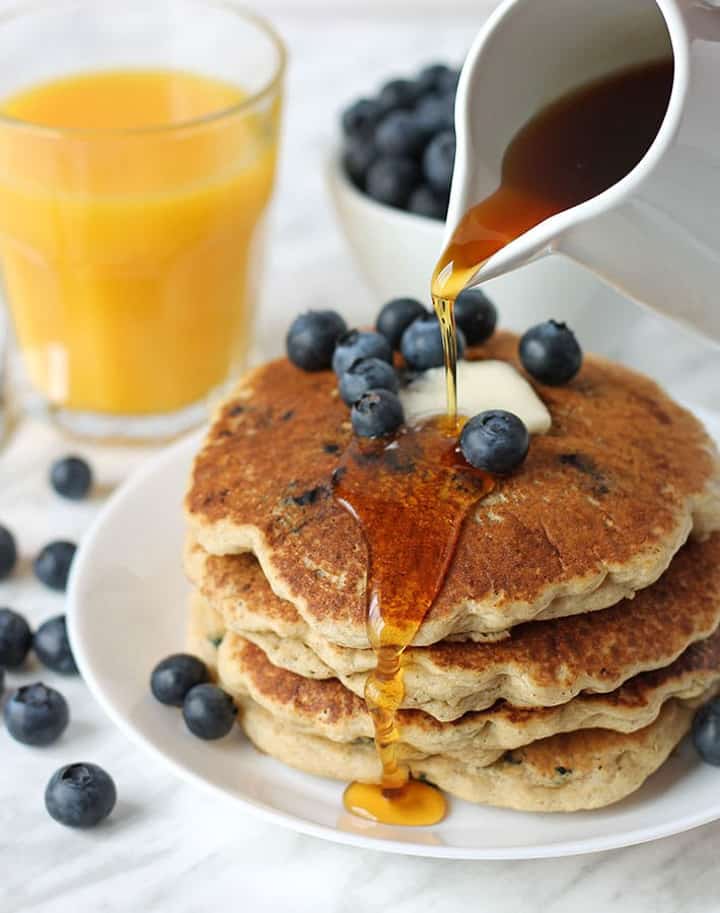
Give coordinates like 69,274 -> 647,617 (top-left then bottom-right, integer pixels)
188,533 -> 720,719
183,329 -> 720,813
185,332 -> 720,648
188,596 -> 720,812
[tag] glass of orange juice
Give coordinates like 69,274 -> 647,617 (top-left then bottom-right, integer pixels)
0,0 -> 285,439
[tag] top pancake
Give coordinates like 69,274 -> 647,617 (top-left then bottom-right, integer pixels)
186,332 -> 720,648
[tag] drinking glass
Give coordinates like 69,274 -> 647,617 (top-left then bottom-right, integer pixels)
0,0 -> 285,439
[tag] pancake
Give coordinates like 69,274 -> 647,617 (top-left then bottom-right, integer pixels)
186,592 -> 225,676
185,332 -> 720,648
188,594 -> 720,754
190,533 -> 720,719
239,694 -> 709,812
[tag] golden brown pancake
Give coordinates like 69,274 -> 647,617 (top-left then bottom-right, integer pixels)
187,595 -> 720,755
237,690 -> 712,812
187,590 -> 720,812
191,533 -> 720,718
185,333 -> 720,648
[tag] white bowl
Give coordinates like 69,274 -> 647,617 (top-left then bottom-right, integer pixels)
326,153 -> 720,409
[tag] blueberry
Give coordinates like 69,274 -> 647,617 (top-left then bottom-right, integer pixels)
414,93 -> 454,133
332,330 -> 393,377
50,456 -> 93,500
339,358 -> 399,406
454,288 -> 498,344
351,390 -> 405,438
519,320 -> 583,385
151,653 -> 209,707
400,314 -> 466,371
183,683 -> 237,740
4,683 -> 69,746
436,68 -> 460,95
34,615 -> 78,675
423,130 -> 456,194
0,608 -> 32,668
375,111 -> 428,159
417,63 -> 456,94
376,298 -> 428,350
341,98 -> 382,139
0,524 -> 17,580
45,763 -> 116,828
692,700 -> 720,765
378,78 -> 420,114
460,410 -> 529,474
343,136 -> 377,189
286,310 -> 347,372
408,184 -> 449,220
34,541 -> 77,592
365,156 -> 420,209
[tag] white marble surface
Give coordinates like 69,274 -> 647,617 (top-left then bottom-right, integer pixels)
2,8 -> 720,913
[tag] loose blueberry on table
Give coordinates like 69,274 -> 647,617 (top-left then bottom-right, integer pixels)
50,455 -> 93,500
4,682 -> 70,746
34,614 -> 78,675
45,763 -> 116,829
340,61 -> 460,217
0,524 -> 17,580
34,540 -> 77,592
0,607 -> 33,668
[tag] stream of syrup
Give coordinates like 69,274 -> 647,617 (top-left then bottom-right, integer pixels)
338,58 -> 673,827
336,418 -> 493,824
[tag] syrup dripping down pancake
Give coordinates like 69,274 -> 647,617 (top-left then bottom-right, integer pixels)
186,333 -> 720,648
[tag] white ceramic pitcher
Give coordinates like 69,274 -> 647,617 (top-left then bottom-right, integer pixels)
448,0 -> 720,344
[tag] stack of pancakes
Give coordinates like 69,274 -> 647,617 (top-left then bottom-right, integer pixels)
184,333 -> 720,812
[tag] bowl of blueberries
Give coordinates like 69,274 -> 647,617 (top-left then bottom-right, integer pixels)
328,60 -> 638,345
329,63 -> 456,305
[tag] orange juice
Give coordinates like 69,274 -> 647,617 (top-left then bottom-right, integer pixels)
0,69 -> 280,415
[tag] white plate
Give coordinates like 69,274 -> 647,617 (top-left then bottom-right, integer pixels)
68,421 -> 720,860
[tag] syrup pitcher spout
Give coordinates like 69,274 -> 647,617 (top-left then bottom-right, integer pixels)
448,0 -> 720,343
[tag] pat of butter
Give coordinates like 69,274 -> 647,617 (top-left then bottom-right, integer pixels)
400,360 -> 551,434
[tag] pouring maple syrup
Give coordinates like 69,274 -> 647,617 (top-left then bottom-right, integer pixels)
338,58 -> 673,827
432,58 -> 673,419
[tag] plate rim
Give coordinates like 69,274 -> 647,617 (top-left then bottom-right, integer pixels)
67,431 -> 720,860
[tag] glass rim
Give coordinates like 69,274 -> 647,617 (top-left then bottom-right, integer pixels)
0,0 -> 286,138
